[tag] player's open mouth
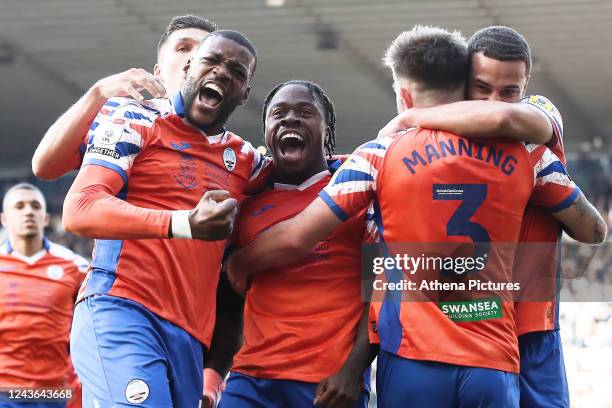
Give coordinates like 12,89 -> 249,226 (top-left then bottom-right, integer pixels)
278,132 -> 306,161
198,82 -> 225,109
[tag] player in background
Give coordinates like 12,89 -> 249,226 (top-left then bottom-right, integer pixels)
63,31 -> 268,407
0,183 -> 88,408
226,26 -> 606,407
212,80 -> 374,408
32,15 -> 217,180
377,25 -> 583,407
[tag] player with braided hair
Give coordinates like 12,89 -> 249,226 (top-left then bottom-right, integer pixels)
216,80 -> 374,408
261,80 -> 337,158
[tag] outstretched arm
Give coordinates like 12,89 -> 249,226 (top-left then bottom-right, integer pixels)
32,69 -> 166,180
379,100 -> 553,144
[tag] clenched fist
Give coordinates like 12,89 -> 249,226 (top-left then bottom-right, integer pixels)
188,190 -> 238,241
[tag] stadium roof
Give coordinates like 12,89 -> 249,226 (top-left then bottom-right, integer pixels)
1,0 -> 611,176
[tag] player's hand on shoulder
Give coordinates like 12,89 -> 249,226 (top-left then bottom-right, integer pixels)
314,369 -> 361,408
189,190 -> 238,241
93,68 -> 167,101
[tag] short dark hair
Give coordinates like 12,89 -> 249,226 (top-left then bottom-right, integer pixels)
157,15 -> 218,55
383,25 -> 468,91
468,26 -> 531,75
262,80 -> 336,158
2,183 -> 46,211
203,30 -> 258,74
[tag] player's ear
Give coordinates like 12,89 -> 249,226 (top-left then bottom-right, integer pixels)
239,86 -> 251,106
43,212 -> 50,228
399,87 -> 414,110
0,212 -> 6,228
153,63 -> 161,78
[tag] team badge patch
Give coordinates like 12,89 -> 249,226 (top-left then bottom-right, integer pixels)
46,265 -> 64,280
125,379 -> 149,404
223,147 -> 237,172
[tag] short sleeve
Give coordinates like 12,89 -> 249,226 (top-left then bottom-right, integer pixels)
526,144 -> 580,212
82,97 -> 155,184
522,95 -> 564,149
319,137 -> 393,221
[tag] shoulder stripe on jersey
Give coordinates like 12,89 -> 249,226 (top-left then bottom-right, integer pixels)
104,100 -> 121,108
319,190 -> 349,221
537,161 -> 568,178
333,169 -> 374,185
124,111 -> 153,122
361,142 -> 387,150
546,187 -> 581,213
115,141 -> 142,157
83,158 -> 128,185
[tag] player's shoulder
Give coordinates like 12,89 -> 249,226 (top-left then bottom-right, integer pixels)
99,97 -> 168,126
46,241 -> 89,273
521,95 -> 563,123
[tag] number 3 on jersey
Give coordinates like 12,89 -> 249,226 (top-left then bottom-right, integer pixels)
433,184 -> 491,262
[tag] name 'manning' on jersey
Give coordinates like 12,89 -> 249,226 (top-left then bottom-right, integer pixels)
0,239 -> 88,387
230,168 -> 367,383
320,128 -> 579,373
74,95 -> 269,347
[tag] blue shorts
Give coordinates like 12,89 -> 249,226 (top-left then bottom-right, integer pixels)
218,372 -> 369,408
519,330 -> 569,408
70,295 -> 203,408
376,350 -> 519,408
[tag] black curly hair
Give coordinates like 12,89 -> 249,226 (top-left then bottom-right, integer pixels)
261,80 -> 336,157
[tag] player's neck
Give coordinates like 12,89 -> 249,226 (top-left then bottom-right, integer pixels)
9,235 -> 44,257
273,158 -> 328,186
412,88 -> 464,107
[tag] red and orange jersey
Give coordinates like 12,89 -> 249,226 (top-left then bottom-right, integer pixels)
74,95 -> 270,348
515,95 -> 566,335
231,169 -> 367,383
320,129 -> 579,373
0,239 -> 88,387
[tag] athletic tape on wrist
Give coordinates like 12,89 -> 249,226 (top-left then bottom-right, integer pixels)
171,210 -> 192,239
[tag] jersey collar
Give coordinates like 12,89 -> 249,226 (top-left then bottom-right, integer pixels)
4,238 -> 50,265
171,92 -> 228,144
273,169 -> 331,191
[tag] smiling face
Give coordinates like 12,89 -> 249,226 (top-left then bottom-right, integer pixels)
468,52 -> 528,103
181,35 -> 255,134
264,83 -> 329,181
154,27 -> 211,97
1,188 -> 48,242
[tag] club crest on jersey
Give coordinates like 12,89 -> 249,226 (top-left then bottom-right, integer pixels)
223,147 -> 237,172
46,265 -> 64,280
125,379 -> 149,404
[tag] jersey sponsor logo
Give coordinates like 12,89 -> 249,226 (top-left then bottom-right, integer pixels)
88,146 -> 120,160
529,95 -> 554,112
125,379 -> 149,404
223,147 -> 237,172
46,265 -> 64,280
438,297 -> 502,322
